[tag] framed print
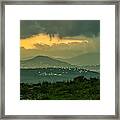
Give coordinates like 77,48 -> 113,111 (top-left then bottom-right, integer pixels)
0,0 -> 119,119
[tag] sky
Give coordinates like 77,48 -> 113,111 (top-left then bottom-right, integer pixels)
20,20 -> 100,60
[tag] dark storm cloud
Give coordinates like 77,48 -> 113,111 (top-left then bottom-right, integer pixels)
20,20 -> 100,39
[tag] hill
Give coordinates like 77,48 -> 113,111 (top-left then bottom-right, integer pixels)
63,53 -> 100,65
21,55 -> 73,68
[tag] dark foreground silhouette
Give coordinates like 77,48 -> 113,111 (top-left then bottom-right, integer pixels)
20,76 -> 100,100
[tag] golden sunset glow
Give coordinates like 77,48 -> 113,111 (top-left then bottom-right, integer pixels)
21,33 -> 88,49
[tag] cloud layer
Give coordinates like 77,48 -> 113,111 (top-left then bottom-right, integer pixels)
20,33 -> 99,60
20,20 -> 100,38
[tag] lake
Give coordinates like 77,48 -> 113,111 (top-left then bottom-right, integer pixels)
20,67 -> 100,84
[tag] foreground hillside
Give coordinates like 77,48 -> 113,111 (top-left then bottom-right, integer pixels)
20,76 -> 100,100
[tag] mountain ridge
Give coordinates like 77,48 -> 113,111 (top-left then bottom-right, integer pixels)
21,55 -> 73,68
58,53 -> 100,65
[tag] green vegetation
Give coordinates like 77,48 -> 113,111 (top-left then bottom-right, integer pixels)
20,76 -> 100,100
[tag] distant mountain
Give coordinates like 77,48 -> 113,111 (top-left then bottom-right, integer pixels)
20,55 -> 73,68
60,53 -> 100,65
